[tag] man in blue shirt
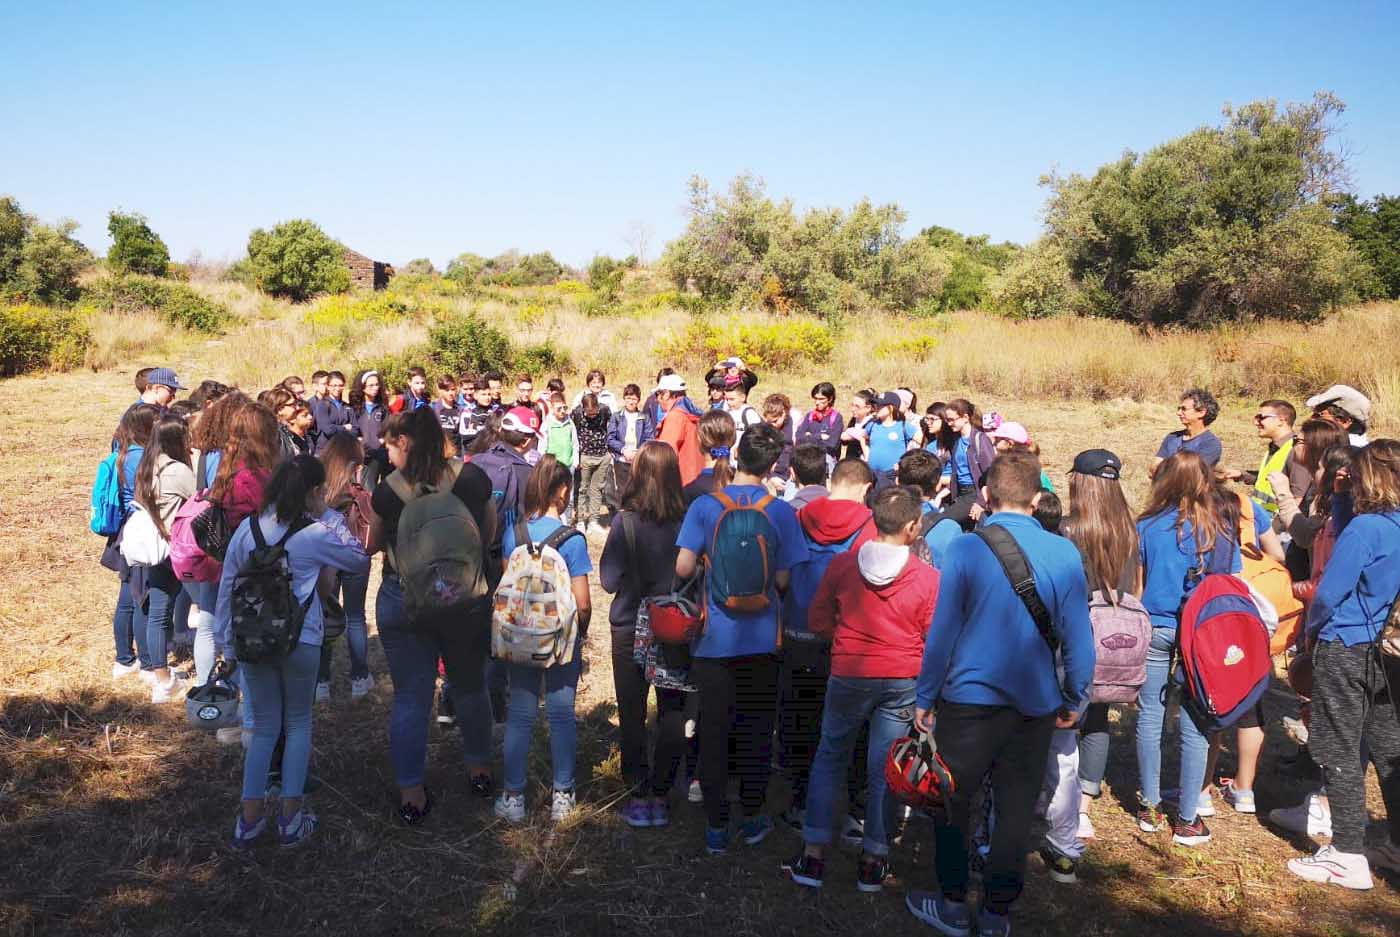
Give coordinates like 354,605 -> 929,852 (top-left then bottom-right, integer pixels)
676,423 -> 808,855
906,451 -> 1095,937
1152,387 -> 1223,475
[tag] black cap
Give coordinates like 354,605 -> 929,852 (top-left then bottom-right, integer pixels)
1071,449 -> 1121,480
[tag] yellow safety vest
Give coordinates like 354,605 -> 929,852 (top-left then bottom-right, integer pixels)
1252,438 -> 1294,514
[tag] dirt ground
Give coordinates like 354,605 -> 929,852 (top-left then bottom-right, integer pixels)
1,359 -> 1397,937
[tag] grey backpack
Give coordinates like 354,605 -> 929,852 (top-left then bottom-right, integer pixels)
387,461 -> 488,624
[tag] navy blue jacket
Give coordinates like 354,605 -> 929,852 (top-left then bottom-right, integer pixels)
607,409 -> 654,456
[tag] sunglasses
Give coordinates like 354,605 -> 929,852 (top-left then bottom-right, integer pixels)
1252,413 -> 1276,423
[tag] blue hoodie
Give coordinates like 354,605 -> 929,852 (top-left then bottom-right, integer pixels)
917,513 -> 1095,717
1308,511 -> 1400,647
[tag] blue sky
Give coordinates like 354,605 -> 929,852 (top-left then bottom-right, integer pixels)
3,1 -> 1397,268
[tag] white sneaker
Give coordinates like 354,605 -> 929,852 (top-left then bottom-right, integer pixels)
138,669 -> 159,686
350,675 -> 374,699
215,726 -> 243,745
687,779 -> 703,804
1287,845 -> 1373,890
1269,794 -> 1332,838
1364,842 -> 1400,875
494,791 -> 526,823
150,674 -> 189,703
315,681 -> 331,704
551,788 -> 577,823
1077,811 -> 1096,840
112,661 -> 141,679
1196,788 -> 1216,818
1221,781 -> 1256,814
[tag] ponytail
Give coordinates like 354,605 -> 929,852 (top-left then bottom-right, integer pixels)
262,454 -> 326,524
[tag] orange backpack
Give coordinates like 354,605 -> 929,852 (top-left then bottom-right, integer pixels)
1236,492 -> 1305,655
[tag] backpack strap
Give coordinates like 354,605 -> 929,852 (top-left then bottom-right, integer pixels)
195,450 -> 208,492
542,522 -> 583,557
972,525 -> 1058,654
386,469 -> 413,504
622,511 -> 638,560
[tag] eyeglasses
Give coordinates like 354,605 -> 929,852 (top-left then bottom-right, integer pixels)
1253,413 -> 1276,423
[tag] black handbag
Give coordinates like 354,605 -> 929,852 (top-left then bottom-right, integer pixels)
191,502 -> 233,561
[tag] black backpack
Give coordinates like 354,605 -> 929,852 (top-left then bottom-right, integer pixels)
230,516 -> 312,663
911,511 -> 956,567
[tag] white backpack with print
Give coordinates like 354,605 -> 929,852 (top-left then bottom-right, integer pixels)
490,521 -> 583,668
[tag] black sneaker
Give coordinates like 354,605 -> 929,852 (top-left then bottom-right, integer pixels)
436,691 -> 456,727
857,854 -> 891,893
1172,815 -> 1212,847
469,773 -> 493,799
1039,847 -> 1077,883
782,852 -> 824,889
399,788 -> 435,826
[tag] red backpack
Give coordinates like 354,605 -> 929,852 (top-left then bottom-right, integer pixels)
1176,573 -> 1272,733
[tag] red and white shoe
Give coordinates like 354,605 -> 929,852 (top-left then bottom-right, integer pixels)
1287,846 -> 1373,890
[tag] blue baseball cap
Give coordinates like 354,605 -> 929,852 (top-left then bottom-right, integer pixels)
146,367 -> 186,391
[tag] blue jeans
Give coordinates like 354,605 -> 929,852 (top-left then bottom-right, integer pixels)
1136,626 -> 1209,822
172,587 -> 192,645
802,675 -> 916,856
140,563 -> 180,672
240,641 -> 320,800
504,650 -> 582,794
377,574 -> 492,787
112,577 -> 145,667
183,579 -> 219,686
319,569 -> 371,682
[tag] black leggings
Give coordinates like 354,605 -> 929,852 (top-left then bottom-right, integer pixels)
693,654 -> 779,828
611,629 -> 687,797
780,656 -> 866,810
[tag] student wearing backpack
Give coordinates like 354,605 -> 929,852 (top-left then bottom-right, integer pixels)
795,382 -> 843,464
1287,439 -> 1400,889
315,433 -> 374,701
676,423 -> 809,854
683,409 -> 736,505
495,455 -> 593,825
109,404 -> 160,681
217,456 -> 369,850
896,449 -> 961,569
779,458 -> 876,834
1059,450 -> 1141,843
388,367 -> 433,414
907,451 -> 1094,937
132,414 -> 198,703
784,486 -> 939,893
369,409 -> 496,823
864,392 -> 919,487
599,442 -> 689,828
1133,451 -> 1262,846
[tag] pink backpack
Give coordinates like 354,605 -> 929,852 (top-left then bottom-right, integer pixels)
1087,589 -> 1151,704
170,493 -> 223,583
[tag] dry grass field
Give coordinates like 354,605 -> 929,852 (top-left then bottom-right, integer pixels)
3,295 -> 1399,937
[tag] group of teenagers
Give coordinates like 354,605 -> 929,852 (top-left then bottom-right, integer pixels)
98,357 -> 1400,935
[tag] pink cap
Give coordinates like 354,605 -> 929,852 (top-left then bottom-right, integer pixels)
990,420 -> 1030,445
502,406 -> 541,434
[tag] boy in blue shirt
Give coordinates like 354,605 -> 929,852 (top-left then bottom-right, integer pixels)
676,422 -> 808,854
907,451 -> 1095,937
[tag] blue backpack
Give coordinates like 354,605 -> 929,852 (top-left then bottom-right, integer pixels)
471,445 -> 531,561
90,452 -> 124,536
784,527 -> 861,642
706,490 -> 779,613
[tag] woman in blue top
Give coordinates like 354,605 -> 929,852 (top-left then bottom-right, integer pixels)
1134,451 -> 1244,847
938,398 -> 996,530
1287,439 -> 1400,890
864,391 -> 918,485
109,404 -> 160,681
496,455 -> 593,826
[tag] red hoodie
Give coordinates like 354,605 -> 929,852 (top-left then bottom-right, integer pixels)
797,495 -> 877,549
807,546 -> 939,678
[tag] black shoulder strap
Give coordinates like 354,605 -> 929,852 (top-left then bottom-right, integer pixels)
543,523 -> 583,553
250,515 -> 268,550
274,514 -> 312,549
972,525 -> 1058,653
918,511 -> 940,537
622,511 -> 638,559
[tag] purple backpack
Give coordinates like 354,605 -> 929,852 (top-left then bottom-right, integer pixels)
1087,589 -> 1151,704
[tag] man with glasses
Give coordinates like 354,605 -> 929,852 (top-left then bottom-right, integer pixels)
1150,388 -> 1222,477
1225,400 -> 1300,517
1305,384 -> 1371,448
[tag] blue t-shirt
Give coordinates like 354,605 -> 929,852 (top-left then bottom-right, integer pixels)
920,502 -> 962,570
200,449 -> 222,489
677,484 -> 808,659
867,419 -> 915,473
522,516 -> 593,579
942,436 -> 974,488
1156,429 -> 1223,467
118,444 -> 145,512
1136,507 -> 1265,628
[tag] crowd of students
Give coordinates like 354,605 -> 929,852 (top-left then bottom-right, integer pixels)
96,360 -> 1400,929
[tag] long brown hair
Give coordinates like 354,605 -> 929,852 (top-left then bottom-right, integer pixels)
623,441 -> 686,523
697,409 -> 736,489
134,414 -> 192,538
115,404 -> 161,481
1063,470 -> 1139,598
383,408 -> 450,487
1139,450 -> 1225,562
1294,418 -> 1348,478
319,431 -> 365,507
524,454 -> 572,518
209,404 -> 280,501
191,390 -> 250,453
1352,439 -> 1400,515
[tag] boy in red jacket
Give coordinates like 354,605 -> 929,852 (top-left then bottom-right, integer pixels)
783,486 -> 939,894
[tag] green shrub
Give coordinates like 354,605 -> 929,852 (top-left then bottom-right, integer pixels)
579,291 -> 621,318
303,292 -> 411,329
988,239 -> 1073,319
107,210 -> 170,277
0,303 -> 90,376
874,334 -> 940,358
513,340 -> 572,376
86,275 -> 230,332
245,219 -> 350,301
653,316 -> 834,370
353,348 -> 423,398
587,255 -> 628,303
553,280 -> 588,296
427,314 -> 512,376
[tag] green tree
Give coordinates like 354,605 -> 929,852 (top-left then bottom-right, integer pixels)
400,257 -> 436,277
245,219 -> 350,301
586,254 -> 627,302
1333,193 -> 1400,299
107,210 -> 170,276
1041,92 -> 1368,326
444,252 -> 488,284
0,196 -> 30,293
15,219 -> 90,304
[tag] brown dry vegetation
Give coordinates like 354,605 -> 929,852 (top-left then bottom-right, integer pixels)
3,294 -> 1399,936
